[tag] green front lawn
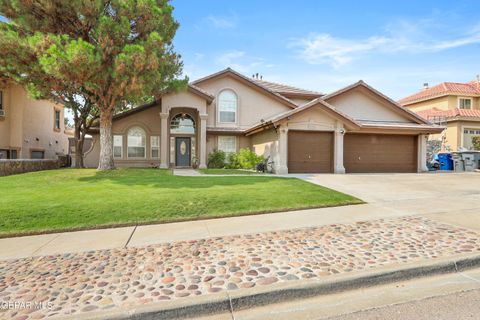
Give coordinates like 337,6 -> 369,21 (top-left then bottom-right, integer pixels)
198,168 -> 263,175
0,169 -> 362,236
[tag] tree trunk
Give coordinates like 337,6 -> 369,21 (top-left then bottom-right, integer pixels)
74,124 -> 83,168
97,108 -> 115,170
78,135 -> 85,168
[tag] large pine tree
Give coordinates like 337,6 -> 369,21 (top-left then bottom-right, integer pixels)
0,0 -> 186,170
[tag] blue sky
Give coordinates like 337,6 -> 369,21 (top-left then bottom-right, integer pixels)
172,0 -> 480,100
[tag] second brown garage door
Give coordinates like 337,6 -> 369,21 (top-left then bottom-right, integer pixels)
288,130 -> 333,173
344,134 -> 417,173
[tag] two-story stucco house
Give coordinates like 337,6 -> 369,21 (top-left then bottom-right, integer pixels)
84,68 -> 442,173
0,84 -> 70,159
399,80 -> 480,151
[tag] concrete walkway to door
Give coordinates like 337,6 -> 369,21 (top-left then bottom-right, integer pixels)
1,172 -> 479,261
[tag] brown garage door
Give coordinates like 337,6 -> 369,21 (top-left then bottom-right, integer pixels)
288,130 -> 333,173
344,134 -> 417,173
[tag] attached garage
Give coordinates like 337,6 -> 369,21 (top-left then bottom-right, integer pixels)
288,130 -> 333,173
344,134 -> 418,173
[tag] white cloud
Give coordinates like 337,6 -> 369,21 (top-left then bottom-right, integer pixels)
291,21 -> 480,68
215,50 -> 269,74
205,14 -> 237,29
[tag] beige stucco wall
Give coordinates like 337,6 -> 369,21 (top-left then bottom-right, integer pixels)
195,76 -> 291,129
405,96 -> 451,112
251,128 -> 279,160
283,106 -> 337,131
0,84 -> 69,159
406,95 -> 480,112
326,88 -> 410,122
84,105 -> 163,168
162,91 -> 207,115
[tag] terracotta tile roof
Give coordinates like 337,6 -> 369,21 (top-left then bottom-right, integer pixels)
399,81 -> 480,105
416,108 -> 480,121
251,79 -> 323,99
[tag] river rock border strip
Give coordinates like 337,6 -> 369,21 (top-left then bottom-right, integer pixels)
58,254 -> 480,320
1,216 -> 480,320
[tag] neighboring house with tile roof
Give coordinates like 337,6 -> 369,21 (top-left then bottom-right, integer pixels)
399,79 -> 480,151
85,68 -> 442,173
0,84 -> 70,160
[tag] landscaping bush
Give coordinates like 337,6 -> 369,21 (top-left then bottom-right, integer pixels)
226,148 -> 264,170
472,136 -> 480,150
207,150 -> 226,168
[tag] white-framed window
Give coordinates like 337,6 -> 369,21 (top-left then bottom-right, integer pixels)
151,136 -> 160,158
113,135 -> 123,158
218,89 -> 237,123
54,109 -> 61,130
459,97 -> 472,109
127,127 -> 146,158
218,136 -> 237,154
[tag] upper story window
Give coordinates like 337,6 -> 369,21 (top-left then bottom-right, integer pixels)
459,98 -> 472,109
54,109 -> 61,130
171,113 -> 195,134
127,127 -> 146,158
218,90 -> 237,123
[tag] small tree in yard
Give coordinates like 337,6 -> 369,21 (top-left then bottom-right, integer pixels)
0,0 -> 186,170
472,136 -> 480,151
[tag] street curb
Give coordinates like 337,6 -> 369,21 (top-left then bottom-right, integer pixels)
60,253 -> 480,320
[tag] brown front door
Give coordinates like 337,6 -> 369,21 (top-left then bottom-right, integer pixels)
288,130 -> 334,173
344,133 -> 417,173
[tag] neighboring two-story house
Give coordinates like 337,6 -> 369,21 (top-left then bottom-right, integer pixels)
84,68 -> 442,173
399,80 -> 480,151
0,84 -> 70,159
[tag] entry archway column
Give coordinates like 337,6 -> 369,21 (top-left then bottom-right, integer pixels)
334,122 -> 346,174
159,112 -> 169,168
199,113 -> 208,169
277,126 -> 289,174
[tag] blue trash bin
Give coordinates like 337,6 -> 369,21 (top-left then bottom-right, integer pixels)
438,153 -> 453,171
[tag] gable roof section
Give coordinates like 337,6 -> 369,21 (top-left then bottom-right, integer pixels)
323,80 -> 429,125
191,68 -> 298,109
187,84 -> 215,103
251,78 -> 323,100
399,81 -> 480,106
245,98 -> 361,136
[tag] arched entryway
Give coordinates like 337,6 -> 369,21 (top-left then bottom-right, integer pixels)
169,110 -> 198,167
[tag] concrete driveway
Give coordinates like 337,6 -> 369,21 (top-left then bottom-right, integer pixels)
295,172 -> 480,230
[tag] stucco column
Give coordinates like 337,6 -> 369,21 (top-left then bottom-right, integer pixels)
334,123 -> 346,174
276,126 -> 289,174
159,112 -> 169,168
199,114 -> 208,169
418,134 -> 428,172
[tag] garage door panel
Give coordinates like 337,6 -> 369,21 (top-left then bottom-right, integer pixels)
344,134 -> 417,173
288,131 -> 333,173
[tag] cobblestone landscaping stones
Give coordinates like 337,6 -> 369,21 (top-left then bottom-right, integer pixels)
1,216 -> 480,319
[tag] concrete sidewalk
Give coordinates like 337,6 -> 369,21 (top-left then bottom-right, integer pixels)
0,203 -> 396,260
